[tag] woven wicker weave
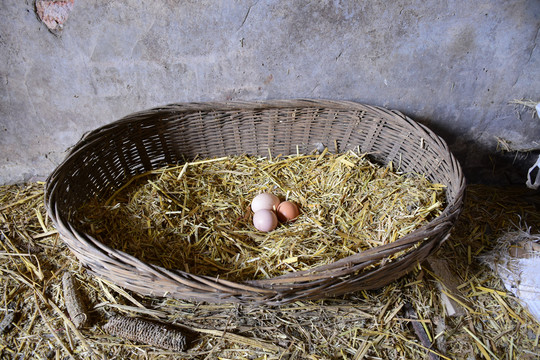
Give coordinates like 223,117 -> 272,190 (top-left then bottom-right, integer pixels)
45,100 -> 465,304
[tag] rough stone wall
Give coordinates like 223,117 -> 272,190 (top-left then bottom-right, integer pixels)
1,1 -> 538,184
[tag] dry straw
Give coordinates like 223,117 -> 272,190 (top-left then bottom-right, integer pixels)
76,150 -> 446,282
44,100 -> 466,304
1,182 -> 539,358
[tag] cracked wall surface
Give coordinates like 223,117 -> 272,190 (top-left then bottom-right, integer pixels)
0,0 -> 539,184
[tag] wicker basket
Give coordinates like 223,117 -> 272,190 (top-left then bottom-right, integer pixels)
44,100 -> 465,305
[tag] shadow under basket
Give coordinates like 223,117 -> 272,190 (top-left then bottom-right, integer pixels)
44,100 -> 466,305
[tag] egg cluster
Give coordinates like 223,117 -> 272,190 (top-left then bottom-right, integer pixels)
251,192 -> 300,232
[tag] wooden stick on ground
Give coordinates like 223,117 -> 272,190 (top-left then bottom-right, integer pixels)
426,256 -> 469,317
403,303 -> 441,360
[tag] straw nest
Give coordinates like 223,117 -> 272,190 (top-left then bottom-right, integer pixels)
1,182 -> 539,359
43,100 -> 466,304
75,150 -> 446,282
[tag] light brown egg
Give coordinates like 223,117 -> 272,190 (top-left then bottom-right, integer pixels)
276,201 -> 300,222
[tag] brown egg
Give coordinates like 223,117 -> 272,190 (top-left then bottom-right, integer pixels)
276,201 -> 300,222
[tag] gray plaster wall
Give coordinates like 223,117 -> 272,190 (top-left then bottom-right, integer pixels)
1,0 -> 539,185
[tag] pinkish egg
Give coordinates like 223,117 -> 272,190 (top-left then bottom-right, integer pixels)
252,209 -> 278,232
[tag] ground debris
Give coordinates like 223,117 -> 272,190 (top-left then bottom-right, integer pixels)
0,307 -> 17,334
62,272 -> 89,329
1,179 -> 540,358
103,315 -> 188,352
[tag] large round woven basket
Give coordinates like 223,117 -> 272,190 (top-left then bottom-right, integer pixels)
45,100 -> 465,305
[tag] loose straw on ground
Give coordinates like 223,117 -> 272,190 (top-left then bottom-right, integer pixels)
2,174 -> 540,359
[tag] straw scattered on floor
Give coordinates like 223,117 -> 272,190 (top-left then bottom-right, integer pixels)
1,180 -> 540,359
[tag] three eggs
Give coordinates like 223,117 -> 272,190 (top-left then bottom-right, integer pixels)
251,193 -> 300,232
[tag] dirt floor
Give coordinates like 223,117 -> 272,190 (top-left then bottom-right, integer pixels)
1,182 -> 539,359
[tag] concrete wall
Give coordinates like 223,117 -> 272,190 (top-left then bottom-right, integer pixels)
1,0 -> 539,185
